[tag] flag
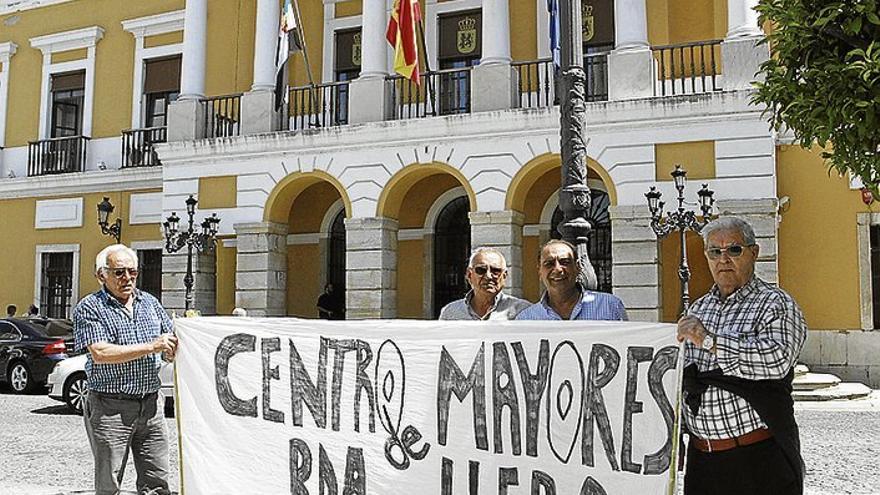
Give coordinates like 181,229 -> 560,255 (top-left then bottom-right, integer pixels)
275,0 -> 303,110
548,0 -> 560,68
386,0 -> 421,83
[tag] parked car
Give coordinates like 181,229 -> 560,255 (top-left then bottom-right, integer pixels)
0,318 -> 74,393
47,352 -> 174,414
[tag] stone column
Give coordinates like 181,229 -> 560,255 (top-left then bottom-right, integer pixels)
234,222 -> 288,317
607,0 -> 652,100
168,0 -> 208,141
469,211 -> 525,297
162,251 -> 217,316
178,0 -> 207,100
721,0 -> 768,90
345,217 -> 397,319
241,0 -> 282,135
609,205 -> 661,322
348,0 -> 390,124
714,199 -> 779,284
471,0 -> 515,112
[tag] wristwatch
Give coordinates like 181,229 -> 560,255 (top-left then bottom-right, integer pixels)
701,333 -> 716,352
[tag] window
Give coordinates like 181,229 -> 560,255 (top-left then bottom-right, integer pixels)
333,29 -> 360,126
327,210 -> 346,319
50,71 -> 84,138
143,56 -> 181,128
437,10 -> 481,115
40,252 -> 74,319
550,189 -> 613,293
137,249 -> 163,299
433,196 -> 471,317
0,322 -> 21,341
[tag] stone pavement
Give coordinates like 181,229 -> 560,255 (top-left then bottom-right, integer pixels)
2,391 -> 879,495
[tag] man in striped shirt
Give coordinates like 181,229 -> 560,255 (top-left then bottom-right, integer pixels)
516,239 -> 627,321
677,217 -> 806,495
73,244 -> 177,495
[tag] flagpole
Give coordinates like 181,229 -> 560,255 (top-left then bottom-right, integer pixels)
415,20 -> 437,116
289,0 -> 319,125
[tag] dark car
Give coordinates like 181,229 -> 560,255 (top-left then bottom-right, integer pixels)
0,318 -> 74,393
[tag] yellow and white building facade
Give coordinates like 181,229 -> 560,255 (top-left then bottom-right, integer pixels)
0,0 -> 877,385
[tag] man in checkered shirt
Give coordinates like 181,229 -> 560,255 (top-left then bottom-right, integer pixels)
677,217 -> 806,495
73,244 -> 178,495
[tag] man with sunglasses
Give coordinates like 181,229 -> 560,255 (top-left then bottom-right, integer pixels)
73,244 -> 177,495
516,239 -> 627,321
439,247 -> 530,320
677,217 -> 806,495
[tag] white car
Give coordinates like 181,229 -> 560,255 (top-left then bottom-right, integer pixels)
46,353 -> 174,414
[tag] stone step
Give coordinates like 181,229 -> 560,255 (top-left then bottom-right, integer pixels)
792,372 -> 840,391
794,363 -> 809,377
792,382 -> 873,401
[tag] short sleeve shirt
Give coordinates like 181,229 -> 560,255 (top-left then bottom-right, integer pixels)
438,291 -> 531,320
73,287 -> 173,395
515,290 -> 628,321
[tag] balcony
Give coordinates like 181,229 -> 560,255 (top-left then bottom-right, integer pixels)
288,81 -> 350,131
27,135 -> 89,177
513,50 -> 610,110
202,93 -> 241,139
387,67 -> 473,120
121,126 -> 166,168
651,39 -> 723,96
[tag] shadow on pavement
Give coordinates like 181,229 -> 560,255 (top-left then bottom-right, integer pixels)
30,404 -> 79,415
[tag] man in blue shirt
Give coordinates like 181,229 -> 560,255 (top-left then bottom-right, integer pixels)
517,239 -> 627,321
73,244 -> 177,495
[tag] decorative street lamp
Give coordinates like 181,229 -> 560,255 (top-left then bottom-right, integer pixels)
96,197 -> 122,243
645,165 -> 715,315
163,195 -> 221,312
557,0 -> 597,289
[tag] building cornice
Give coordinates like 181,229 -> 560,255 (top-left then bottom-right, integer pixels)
158,90 -> 769,165
0,41 -> 17,61
1,0 -> 72,16
0,167 -> 162,199
29,25 -> 104,56
121,10 -> 185,38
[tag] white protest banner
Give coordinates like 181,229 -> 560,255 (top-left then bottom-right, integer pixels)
174,318 -> 683,495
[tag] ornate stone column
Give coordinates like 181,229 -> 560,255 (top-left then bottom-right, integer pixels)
168,0 -> 208,141
472,0 -> 515,112
345,217 -> 398,319
348,0 -> 391,123
469,211 -> 525,297
607,0 -> 652,99
241,0 -> 282,135
721,0 -> 768,90
234,222 -> 288,317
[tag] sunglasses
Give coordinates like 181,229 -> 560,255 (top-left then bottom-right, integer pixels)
472,265 -> 505,277
705,244 -> 755,260
106,267 -> 139,278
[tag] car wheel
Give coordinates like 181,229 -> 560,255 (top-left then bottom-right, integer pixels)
63,372 -> 88,414
8,361 -> 34,394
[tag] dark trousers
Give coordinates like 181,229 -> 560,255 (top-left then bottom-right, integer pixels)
684,438 -> 799,495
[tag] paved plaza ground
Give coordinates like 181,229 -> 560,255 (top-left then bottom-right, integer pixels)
1,387 -> 878,495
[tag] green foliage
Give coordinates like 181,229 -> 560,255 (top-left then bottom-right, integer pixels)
752,0 -> 880,190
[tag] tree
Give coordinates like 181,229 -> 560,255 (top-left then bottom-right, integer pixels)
752,0 -> 880,189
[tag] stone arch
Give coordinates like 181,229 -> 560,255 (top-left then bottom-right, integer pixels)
263,170 -> 352,224
376,161 -> 477,220
505,152 -> 618,214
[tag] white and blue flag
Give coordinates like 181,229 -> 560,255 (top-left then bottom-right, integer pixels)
548,0 -> 561,67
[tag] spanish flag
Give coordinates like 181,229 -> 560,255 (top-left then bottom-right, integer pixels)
386,0 -> 421,84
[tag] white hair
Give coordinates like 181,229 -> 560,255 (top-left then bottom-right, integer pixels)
468,247 -> 507,268
701,217 -> 756,245
232,307 -> 248,317
95,244 -> 138,275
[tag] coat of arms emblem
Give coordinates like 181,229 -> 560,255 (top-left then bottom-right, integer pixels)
582,4 -> 595,43
456,17 -> 477,55
352,32 -> 362,66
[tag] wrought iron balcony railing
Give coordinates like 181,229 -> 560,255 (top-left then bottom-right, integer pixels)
288,81 -> 350,131
387,67 -> 473,120
27,135 -> 89,177
652,39 -> 723,96
202,93 -> 241,139
513,50 -> 610,109
121,126 -> 167,168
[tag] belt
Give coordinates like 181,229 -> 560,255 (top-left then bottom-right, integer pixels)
92,391 -> 158,401
691,427 -> 772,453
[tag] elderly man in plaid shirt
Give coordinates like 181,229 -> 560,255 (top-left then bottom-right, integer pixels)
73,244 -> 178,495
677,217 -> 806,495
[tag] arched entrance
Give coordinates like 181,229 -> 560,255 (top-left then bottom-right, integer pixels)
549,189 -> 613,293
327,209 -> 346,319
432,196 -> 471,317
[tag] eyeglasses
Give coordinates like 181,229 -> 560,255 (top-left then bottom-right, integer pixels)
705,244 -> 755,260
106,267 -> 139,278
472,265 -> 505,277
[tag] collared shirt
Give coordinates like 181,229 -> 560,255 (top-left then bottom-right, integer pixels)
515,289 -> 628,321
73,287 -> 173,395
683,275 -> 806,440
438,290 -> 531,320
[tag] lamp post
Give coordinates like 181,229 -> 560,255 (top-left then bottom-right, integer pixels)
96,197 -> 122,243
163,195 -> 220,312
557,0 -> 597,289
645,165 -> 715,315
